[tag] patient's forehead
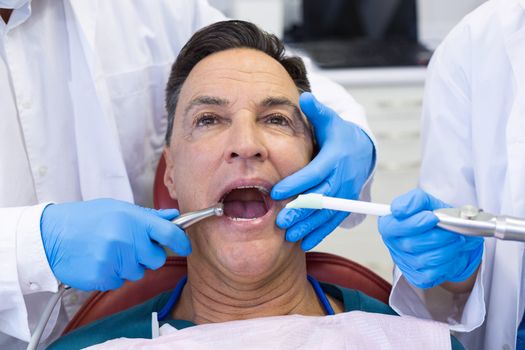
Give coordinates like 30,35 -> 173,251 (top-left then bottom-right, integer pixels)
175,48 -> 301,115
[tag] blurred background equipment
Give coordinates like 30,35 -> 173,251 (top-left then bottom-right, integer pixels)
285,0 -> 432,68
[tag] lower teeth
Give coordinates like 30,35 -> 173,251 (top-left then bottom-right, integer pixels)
230,216 -> 258,221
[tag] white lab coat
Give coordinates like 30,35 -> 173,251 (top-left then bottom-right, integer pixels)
390,0 -> 525,349
0,0 -> 373,348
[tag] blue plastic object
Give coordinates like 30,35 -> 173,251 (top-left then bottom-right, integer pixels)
378,189 -> 484,289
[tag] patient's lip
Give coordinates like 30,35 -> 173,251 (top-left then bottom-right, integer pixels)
214,178 -> 280,229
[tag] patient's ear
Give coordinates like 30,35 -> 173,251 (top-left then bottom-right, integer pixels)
163,147 -> 178,200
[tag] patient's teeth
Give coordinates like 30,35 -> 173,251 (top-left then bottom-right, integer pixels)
231,217 -> 257,221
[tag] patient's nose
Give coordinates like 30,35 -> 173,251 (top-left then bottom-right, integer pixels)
224,118 -> 268,163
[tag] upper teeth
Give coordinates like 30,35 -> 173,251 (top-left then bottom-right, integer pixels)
219,185 -> 269,203
235,185 -> 269,194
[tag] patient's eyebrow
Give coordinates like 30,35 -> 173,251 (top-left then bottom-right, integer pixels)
184,96 -> 229,116
261,96 -> 305,124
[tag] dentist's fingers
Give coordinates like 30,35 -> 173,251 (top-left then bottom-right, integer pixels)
392,249 -> 469,289
276,207 -> 316,230
96,279 -> 125,292
378,211 -> 439,238
271,148 -> 334,201
135,234 -> 168,271
117,255 -> 146,282
386,227 -> 461,254
275,174 -> 339,230
284,208 -> 346,243
300,211 -> 348,251
299,92 -> 333,140
395,235 -> 467,269
151,208 -> 180,220
145,215 -> 192,256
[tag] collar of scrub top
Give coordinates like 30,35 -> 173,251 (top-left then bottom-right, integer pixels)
157,274 -> 335,321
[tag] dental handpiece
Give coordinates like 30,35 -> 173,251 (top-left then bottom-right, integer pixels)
287,194 -> 525,242
434,206 -> 525,242
171,203 -> 224,229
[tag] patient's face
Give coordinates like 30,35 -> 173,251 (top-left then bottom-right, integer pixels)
164,48 -> 313,280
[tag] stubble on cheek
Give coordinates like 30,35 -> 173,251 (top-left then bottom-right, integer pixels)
171,147 -> 220,212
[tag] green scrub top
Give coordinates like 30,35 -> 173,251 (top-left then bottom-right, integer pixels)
48,282 -> 464,350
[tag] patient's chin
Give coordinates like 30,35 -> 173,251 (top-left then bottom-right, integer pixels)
217,242 -> 284,280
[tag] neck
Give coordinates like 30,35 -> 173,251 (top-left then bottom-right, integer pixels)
0,9 -> 13,24
173,250 -> 327,324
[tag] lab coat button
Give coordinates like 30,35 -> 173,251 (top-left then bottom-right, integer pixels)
39,166 -> 47,177
502,344 -> 512,350
29,282 -> 40,291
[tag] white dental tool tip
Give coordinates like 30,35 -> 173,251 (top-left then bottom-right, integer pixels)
286,193 -> 324,209
286,194 -> 392,217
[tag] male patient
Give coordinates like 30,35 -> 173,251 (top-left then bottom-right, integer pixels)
49,20 -> 463,350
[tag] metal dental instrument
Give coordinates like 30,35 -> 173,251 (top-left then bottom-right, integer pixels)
434,205 -> 525,242
27,204 -> 224,350
287,194 -> 525,242
171,203 -> 224,229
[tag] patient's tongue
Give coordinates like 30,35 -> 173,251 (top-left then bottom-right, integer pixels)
224,201 -> 267,219
222,188 -> 268,219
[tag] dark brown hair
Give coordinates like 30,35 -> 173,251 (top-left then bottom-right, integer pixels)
164,20 -> 311,144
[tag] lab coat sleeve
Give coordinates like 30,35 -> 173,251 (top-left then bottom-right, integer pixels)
389,21 -> 486,333
0,204 -> 59,342
303,58 -> 377,229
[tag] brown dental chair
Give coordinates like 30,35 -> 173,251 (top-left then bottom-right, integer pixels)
62,155 -> 392,335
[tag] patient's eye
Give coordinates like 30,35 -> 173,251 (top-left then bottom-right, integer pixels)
264,113 -> 290,127
195,113 -> 220,127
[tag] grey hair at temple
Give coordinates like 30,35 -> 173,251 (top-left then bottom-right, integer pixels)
164,20 -> 311,145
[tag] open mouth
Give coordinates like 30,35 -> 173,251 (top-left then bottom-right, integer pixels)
220,186 -> 271,220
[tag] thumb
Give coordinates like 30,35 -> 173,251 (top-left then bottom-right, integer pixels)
391,189 -> 450,219
299,92 -> 335,136
152,208 -> 180,221
146,216 -> 192,256
139,206 -> 180,221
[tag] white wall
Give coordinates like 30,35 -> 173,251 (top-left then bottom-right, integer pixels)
208,0 -> 299,38
417,0 -> 487,49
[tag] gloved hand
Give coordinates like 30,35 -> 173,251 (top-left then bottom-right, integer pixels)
378,189 -> 484,289
40,199 -> 191,291
272,92 -> 375,250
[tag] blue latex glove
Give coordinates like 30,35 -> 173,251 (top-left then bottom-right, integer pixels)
378,189 -> 484,289
40,199 -> 191,291
272,92 -> 375,250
